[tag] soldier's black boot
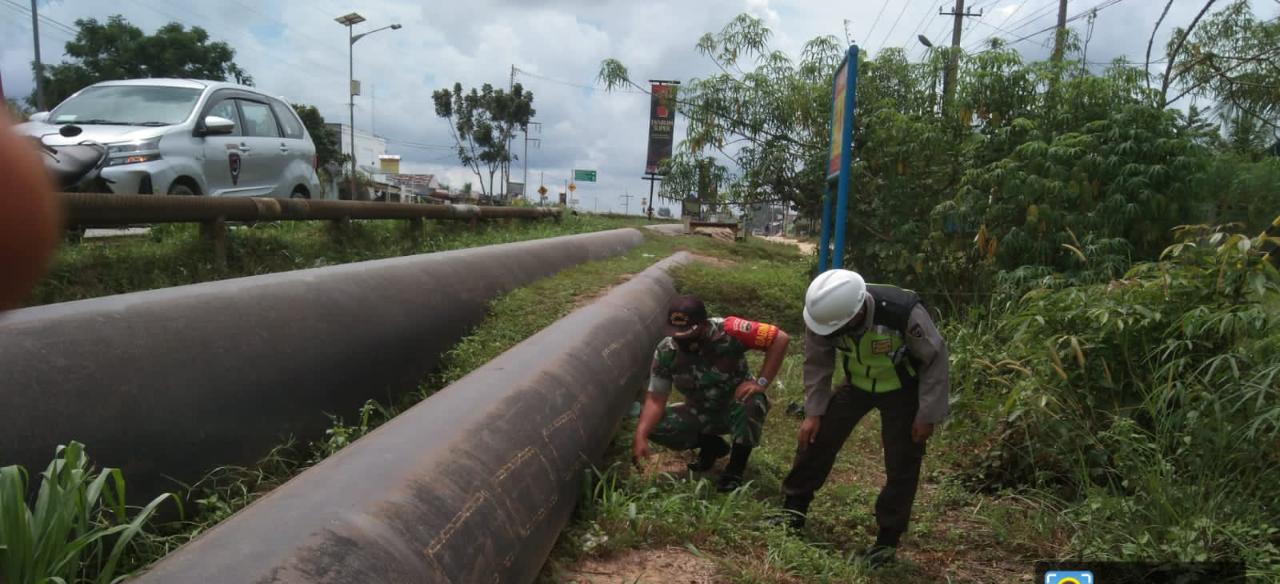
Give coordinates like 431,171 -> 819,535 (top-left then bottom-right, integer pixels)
716,443 -> 753,492
687,434 -> 729,472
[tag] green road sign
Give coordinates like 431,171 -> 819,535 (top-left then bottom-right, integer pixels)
573,169 -> 597,182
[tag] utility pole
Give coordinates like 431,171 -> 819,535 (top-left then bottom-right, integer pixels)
523,122 -> 540,201
504,65 -> 516,202
1051,0 -> 1069,62
620,190 -> 634,215
939,0 -> 981,112
30,0 -> 46,111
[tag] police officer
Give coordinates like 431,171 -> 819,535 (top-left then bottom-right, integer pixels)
779,270 -> 949,567
633,295 -> 791,492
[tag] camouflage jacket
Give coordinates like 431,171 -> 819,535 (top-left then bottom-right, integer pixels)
648,317 -> 780,413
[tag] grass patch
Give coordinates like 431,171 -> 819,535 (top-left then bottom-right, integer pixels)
29,213 -> 651,306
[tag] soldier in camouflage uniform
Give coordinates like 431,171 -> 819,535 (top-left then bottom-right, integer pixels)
633,295 -> 791,492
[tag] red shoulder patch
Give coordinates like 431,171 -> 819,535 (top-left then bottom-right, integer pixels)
723,316 -> 779,350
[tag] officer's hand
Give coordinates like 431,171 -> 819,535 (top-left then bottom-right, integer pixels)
911,421 -> 934,444
734,380 -> 764,402
797,416 -> 821,448
632,438 -> 650,464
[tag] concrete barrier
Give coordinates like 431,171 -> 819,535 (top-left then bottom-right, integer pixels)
0,228 -> 644,500
130,253 -> 691,584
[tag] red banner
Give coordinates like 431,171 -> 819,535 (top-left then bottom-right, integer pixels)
646,84 -> 677,175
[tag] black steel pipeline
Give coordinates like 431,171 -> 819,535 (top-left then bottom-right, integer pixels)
130,253 -> 692,584
0,228 -> 644,501
59,193 -> 561,226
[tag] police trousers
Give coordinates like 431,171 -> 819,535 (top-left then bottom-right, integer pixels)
782,384 -> 925,538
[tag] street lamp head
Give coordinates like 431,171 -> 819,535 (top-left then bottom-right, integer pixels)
390,24 -> 402,30
917,35 -> 933,48
335,12 -> 366,26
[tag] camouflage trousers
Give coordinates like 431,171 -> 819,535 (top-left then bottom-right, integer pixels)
649,393 -> 770,450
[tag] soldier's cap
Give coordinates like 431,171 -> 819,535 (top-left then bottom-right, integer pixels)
668,295 -> 708,338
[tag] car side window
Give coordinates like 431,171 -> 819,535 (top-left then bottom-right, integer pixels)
238,100 -> 281,138
206,99 -> 241,136
269,100 -> 306,140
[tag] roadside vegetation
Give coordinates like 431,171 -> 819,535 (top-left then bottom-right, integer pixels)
28,212 -> 649,306
541,222 -> 1278,583
538,5 -> 1280,581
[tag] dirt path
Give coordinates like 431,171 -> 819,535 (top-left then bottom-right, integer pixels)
763,236 -> 817,256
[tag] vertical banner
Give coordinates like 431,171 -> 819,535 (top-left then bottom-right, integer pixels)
818,46 -> 859,273
645,84 -> 677,175
827,60 -> 849,180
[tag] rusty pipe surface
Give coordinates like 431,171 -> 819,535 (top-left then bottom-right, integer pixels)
130,253 -> 692,584
0,228 -> 644,502
59,193 -> 561,226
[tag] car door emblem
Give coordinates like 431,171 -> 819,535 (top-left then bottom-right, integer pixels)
228,152 -> 241,186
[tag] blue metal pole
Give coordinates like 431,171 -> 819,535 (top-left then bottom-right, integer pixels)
817,181 -> 833,272
832,46 -> 858,269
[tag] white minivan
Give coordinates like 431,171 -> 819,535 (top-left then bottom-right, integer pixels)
19,78 -> 323,198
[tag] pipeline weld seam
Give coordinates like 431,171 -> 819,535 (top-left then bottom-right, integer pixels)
525,449 -> 559,535
600,339 -> 626,363
425,489 -> 489,556
492,447 -> 534,482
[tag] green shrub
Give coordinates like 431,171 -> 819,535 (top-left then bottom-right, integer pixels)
948,222 -> 1280,572
0,442 -> 175,584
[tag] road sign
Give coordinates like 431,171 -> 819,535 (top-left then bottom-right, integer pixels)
573,169 -> 597,182
568,183 -> 577,192
537,185 -> 548,196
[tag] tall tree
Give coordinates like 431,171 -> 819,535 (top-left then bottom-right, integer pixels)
1162,0 -> 1280,146
431,82 -> 535,200
292,104 -> 346,170
599,14 -> 846,215
31,15 -> 252,109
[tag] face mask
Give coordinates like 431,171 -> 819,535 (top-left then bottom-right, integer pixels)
670,338 -> 701,350
673,327 -> 702,352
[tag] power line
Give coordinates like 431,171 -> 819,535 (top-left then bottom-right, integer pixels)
978,0 -> 1129,54
863,1 -> 894,46
0,0 -> 77,37
966,0 -> 1057,51
875,0 -> 917,50
514,67 -> 646,95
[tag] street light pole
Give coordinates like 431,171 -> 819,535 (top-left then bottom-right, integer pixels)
335,13 -> 401,201
347,22 -> 356,201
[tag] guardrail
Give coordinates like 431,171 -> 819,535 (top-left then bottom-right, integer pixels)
60,193 -> 562,265
61,193 -> 561,226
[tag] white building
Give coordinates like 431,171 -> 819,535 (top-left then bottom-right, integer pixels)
326,123 -> 388,175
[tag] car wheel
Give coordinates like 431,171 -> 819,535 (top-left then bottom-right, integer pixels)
168,183 -> 196,196
290,188 -> 309,199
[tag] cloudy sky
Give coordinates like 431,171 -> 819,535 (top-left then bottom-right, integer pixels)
2,0 -> 1275,214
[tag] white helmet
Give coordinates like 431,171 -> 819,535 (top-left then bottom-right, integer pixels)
803,269 -> 867,335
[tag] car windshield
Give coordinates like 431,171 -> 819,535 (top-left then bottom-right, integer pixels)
48,85 -> 203,126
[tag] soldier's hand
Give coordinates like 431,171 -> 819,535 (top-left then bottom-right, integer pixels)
797,416 -> 821,448
734,380 -> 764,402
632,439 -> 650,464
911,421 -> 934,444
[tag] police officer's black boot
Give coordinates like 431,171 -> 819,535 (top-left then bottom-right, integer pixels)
857,529 -> 901,569
715,443 -> 753,492
687,434 -> 729,472
767,494 -> 810,532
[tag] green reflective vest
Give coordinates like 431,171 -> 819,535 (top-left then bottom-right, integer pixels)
834,285 -> 922,393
